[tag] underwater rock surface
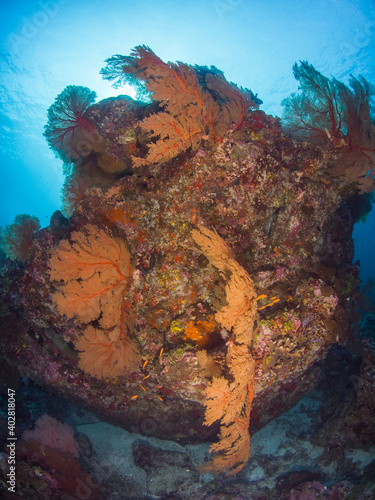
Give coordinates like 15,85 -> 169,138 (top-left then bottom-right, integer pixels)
1,47 -> 373,481
1,101 -> 358,428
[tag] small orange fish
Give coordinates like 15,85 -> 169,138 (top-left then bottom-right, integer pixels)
142,360 -> 148,370
143,374 -> 150,380
258,303 -> 271,310
159,347 -> 164,358
256,294 -> 267,301
156,396 -> 163,401
131,395 -> 138,400
140,385 -> 146,391
258,298 -> 280,310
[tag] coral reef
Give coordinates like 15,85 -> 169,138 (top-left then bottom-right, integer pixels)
1,48 -> 374,482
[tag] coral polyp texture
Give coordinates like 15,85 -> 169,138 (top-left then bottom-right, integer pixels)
1,47 -> 374,477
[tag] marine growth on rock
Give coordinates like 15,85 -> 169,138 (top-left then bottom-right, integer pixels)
1,46 -> 374,477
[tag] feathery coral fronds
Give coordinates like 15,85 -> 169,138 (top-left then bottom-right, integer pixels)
282,61 -> 343,142
49,224 -> 131,329
122,46 -> 215,167
203,376 -> 231,426
205,72 -> 256,133
44,86 -> 97,169
101,46 -> 258,166
205,411 -> 252,476
282,61 -> 375,192
191,225 -> 233,272
191,226 -> 257,340
191,226 -> 257,475
60,172 -> 91,217
132,110 -> 204,167
49,225 -> 139,379
75,325 -> 140,379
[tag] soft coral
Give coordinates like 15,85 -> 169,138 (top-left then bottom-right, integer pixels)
48,224 -> 140,379
101,46 -> 259,166
0,214 -> 40,262
44,85 -> 97,171
282,61 -> 375,192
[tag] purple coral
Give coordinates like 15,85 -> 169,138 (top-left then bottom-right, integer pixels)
22,414 -> 79,458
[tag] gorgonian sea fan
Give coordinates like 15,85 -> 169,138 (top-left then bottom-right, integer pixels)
282,61 -> 375,192
44,85 -> 97,169
49,224 -> 140,379
22,414 -> 79,458
101,45 -> 259,167
0,214 -> 40,262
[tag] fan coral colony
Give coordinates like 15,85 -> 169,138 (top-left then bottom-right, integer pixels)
1,46 -> 375,480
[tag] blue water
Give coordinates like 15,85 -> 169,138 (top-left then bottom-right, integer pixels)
0,0 -> 374,283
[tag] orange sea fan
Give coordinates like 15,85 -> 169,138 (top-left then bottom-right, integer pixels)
126,46 -> 216,167
101,46 -> 259,167
202,376 -> 232,426
132,109 -> 204,167
201,410 -> 252,476
49,224 -> 131,330
75,325 -> 140,379
205,72 -> 256,133
191,226 -> 257,475
49,224 -> 139,379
